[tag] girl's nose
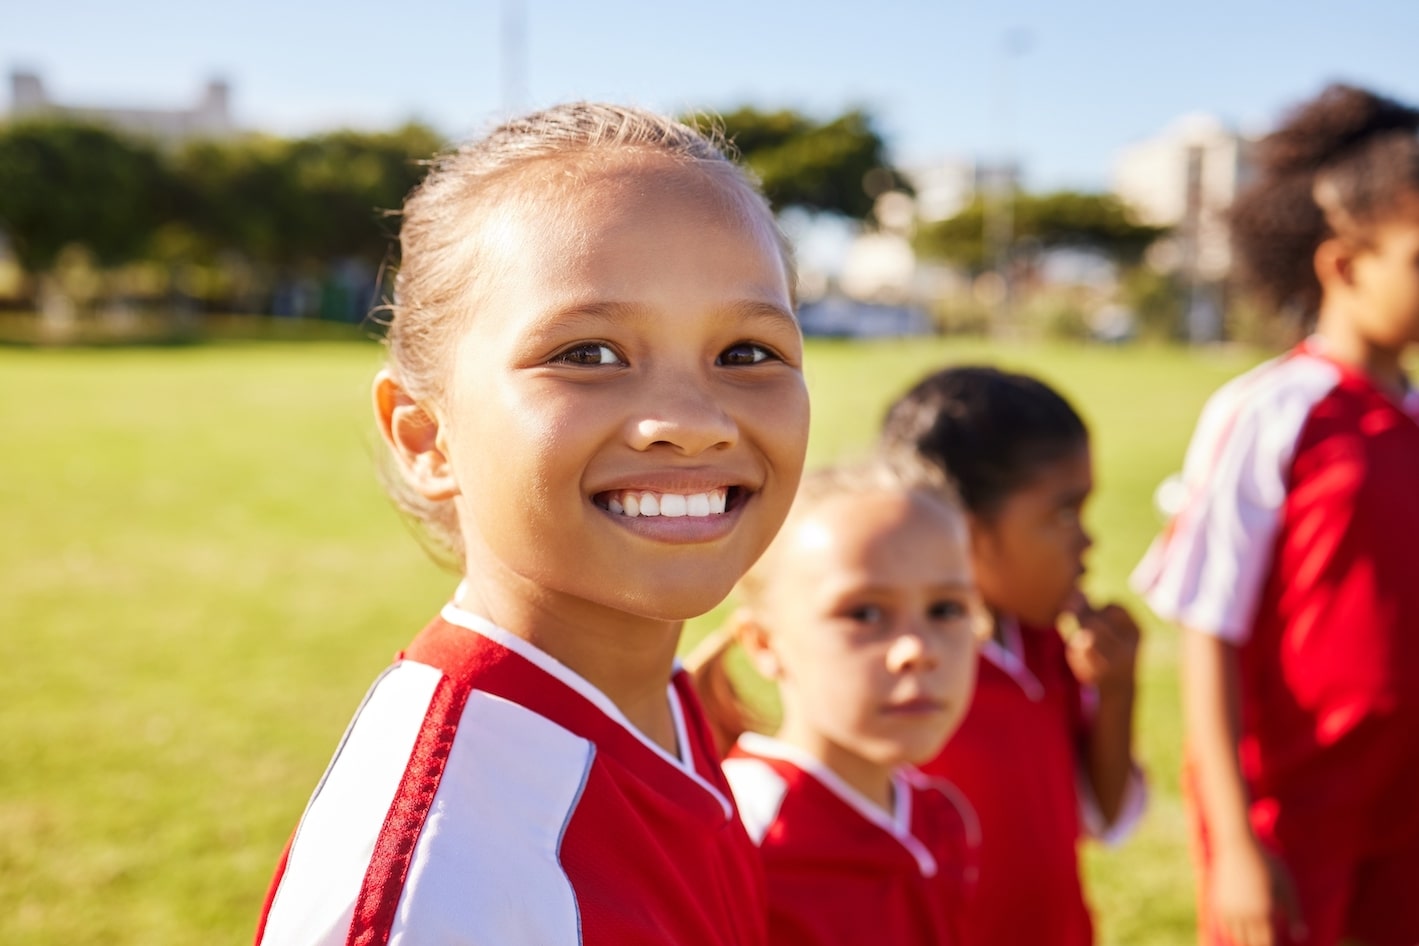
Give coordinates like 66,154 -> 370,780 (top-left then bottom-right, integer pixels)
629,376 -> 739,456
887,623 -> 939,673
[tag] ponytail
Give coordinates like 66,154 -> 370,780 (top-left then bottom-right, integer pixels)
684,626 -> 766,759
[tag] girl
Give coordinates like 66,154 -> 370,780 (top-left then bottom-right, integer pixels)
254,103 -> 810,946
691,461 -> 985,946
1133,83 -> 1419,946
880,365 -> 1147,946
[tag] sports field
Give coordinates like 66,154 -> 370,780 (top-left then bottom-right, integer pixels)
0,336 -> 1266,944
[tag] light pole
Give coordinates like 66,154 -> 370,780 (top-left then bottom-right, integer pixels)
501,0 -> 528,116
984,27 -> 1030,337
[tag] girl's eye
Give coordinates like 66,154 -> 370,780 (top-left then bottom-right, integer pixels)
718,342 -> 773,366
846,604 -> 885,624
928,600 -> 968,622
552,343 -> 623,366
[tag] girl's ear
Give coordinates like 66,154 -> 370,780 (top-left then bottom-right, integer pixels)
1315,236 -> 1356,290
729,608 -> 783,680
373,369 -> 459,501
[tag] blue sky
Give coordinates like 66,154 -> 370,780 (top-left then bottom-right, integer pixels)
5,0 -> 1419,191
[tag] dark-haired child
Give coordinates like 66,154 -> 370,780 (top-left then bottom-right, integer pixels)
1134,83 -> 1419,946
690,461 -> 985,946
881,366 -> 1146,946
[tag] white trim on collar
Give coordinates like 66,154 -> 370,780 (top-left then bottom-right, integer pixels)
980,615 -> 1046,701
438,601 -> 733,819
735,732 -> 938,877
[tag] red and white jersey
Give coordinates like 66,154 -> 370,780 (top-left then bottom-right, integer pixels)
256,604 -> 767,946
1134,339 -> 1419,792
919,619 -> 1146,946
722,733 -> 979,946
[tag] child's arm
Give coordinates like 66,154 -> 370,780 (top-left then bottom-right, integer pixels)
1183,628 -> 1305,946
1065,600 -> 1140,825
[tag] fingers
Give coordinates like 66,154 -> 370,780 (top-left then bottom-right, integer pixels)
1079,605 -> 1141,664
1218,907 -> 1275,946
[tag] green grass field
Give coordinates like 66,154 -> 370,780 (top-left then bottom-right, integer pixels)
0,336 -> 1266,944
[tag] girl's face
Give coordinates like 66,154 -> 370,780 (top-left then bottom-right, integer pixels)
437,155 -> 809,624
971,445 -> 1094,628
1347,195 -> 1419,350
755,490 -> 981,775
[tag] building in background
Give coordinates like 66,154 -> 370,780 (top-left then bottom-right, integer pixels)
1113,113 -> 1255,342
7,70 -> 234,143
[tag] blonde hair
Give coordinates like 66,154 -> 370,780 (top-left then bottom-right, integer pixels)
688,454 -> 964,755
375,102 -> 794,565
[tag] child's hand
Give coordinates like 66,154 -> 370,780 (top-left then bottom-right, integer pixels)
1210,835 -> 1307,946
1063,595 -> 1140,696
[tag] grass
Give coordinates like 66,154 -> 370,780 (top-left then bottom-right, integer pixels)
0,336 -> 1266,944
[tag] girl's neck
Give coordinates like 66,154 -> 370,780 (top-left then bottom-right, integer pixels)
774,712 -> 896,813
455,572 -> 684,755
1313,314 -> 1410,400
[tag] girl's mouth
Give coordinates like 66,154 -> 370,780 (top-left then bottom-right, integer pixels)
595,487 -> 739,518
883,697 -> 946,716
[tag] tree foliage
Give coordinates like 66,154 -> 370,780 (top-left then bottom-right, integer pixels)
703,106 -> 902,219
0,119 -> 444,274
915,191 -> 1167,271
0,120 -> 172,270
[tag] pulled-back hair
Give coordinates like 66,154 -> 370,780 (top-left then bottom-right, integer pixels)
687,456 -> 960,756
376,102 -> 792,566
1231,83 -> 1419,318
879,365 -> 1088,519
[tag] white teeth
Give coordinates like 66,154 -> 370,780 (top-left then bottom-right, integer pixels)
603,488 -> 731,518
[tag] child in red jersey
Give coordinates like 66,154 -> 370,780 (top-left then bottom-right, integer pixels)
879,366 -> 1147,946
691,461 -> 985,946
254,103 -> 810,946
1133,84 -> 1419,946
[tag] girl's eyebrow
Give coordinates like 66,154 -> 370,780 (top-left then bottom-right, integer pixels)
538,299 -> 798,331
825,578 -> 977,597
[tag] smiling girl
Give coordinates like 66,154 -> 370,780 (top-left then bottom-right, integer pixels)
254,103 -> 810,946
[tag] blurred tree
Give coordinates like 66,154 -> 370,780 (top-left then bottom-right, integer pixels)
175,122 -> 443,266
916,191 -> 1167,272
699,107 -> 904,219
0,120 -> 172,270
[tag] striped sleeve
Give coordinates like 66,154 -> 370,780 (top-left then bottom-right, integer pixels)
258,661 -> 445,946
258,665 -> 596,946
1131,355 -> 1340,642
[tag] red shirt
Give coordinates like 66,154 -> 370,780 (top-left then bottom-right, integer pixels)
724,734 -> 979,946
256,605 -> 767,946
1136,340 -> 1419,841
919,620 -> 1096,946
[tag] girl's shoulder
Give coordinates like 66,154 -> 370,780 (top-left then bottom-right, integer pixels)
1196,343 -> 1343,436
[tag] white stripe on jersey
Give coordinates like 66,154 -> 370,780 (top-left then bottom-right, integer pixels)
440,602 -> 733,819
721,756 -> 789,845
261,661 -> 444,946
390,690 -> 592,944
1131,350 -> 1341,642
729,733 -> 940,877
